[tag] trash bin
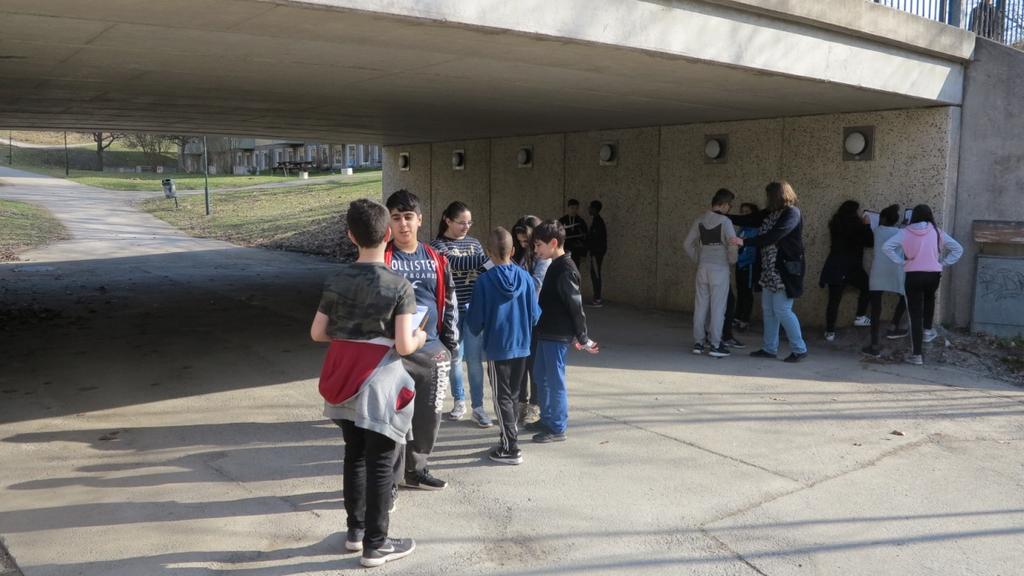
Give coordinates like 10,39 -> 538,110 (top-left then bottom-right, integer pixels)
161,178 -> 177,199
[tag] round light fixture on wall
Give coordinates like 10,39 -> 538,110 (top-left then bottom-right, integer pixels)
398,152 -> 410,171
704,139 -> 723,160
452,149 -> 465,170
844,131 -> 868,156
517,146 -> 532,168
599,142 -> 617,165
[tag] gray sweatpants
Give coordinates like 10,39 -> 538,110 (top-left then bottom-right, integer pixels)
693,264 -> 731,347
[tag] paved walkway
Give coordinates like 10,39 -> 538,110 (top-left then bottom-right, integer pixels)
1,168 -> 1022,575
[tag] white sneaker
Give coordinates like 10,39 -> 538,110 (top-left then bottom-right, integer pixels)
824,332 -> 837,342
905,354 -> 924,366
923,329 -> 938,343
446,400 -> 466,421
853,316 -> 871,327
471,407 -> 494,428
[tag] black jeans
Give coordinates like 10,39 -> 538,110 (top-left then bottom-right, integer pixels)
905,271 -> 941,355
825,269 -> 870,332
868,291 -> 907,348
735,266 -> 755,324
722,289 -> 736,341
335,419 -> 397,550
518,334 -> 539,406
590,252 -> 605,301
489,357 -> 527,453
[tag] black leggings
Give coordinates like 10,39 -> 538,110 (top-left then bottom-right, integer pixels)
905,272 -> 941,356
825,268 -> 870,332
868,291 -> 907,347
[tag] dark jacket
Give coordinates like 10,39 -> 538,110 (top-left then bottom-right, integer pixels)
730,206 -> 806,299
818,219 -> 872,287
559,215 -> 589,257
466,264 -> 541,361
535,254 -> 589,344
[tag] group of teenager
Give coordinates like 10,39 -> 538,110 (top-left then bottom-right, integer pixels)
686,180 -> 964,367
310,190 -> 599,567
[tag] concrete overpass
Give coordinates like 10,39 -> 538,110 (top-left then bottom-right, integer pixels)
0,0 -> 973,143
3,0 -> 1023,331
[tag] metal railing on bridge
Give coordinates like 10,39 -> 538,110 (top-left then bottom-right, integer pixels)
874,0 -> 1024,47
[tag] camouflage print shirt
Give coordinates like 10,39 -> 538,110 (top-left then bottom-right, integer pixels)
317,262 -> 417,341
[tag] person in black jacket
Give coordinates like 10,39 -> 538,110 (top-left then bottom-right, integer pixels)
730,181 -> 808,363
587,200 -> 607,307
559,199 -> 589,269
526,220 -> 599,443
818,200 -> 873,341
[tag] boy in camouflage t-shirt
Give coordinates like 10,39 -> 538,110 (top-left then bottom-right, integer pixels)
310,199 -> 425,568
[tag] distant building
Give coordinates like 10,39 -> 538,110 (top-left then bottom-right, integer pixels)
180,138 -> 382,174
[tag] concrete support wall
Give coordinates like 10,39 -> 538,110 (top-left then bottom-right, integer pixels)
566,128 -> 661,305
431,140 -> 491,241
382,144 -> 432,242
950,38 -> 1024,329
489,135 -> 565,234
384,107 -> 957,328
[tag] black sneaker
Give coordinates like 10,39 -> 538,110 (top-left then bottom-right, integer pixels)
532,431 -> 567,443
523,420 -> 547,433
861,345 -> 882,358
886,328 -> 909,340
692,342 -> 705,355
361,537 -> 416,567
708,345 -> 731,358
488,447 -> 523,465
346,528 -> 364,552
749,349 -> 776,359
723,337 -> 746,349
783,352 -> 808,363
402,470 -> 447,491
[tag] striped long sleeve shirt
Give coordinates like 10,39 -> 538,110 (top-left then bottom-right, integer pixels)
430,236 -> 489,310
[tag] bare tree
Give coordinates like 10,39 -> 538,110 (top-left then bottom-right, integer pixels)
92,132 -> 124,171
166,135 -> 195,173
124,133 -> 173,168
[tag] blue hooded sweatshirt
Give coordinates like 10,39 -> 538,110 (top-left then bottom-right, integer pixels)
466,263 -> 541,361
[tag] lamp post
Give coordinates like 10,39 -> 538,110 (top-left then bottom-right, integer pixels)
203,135 -> 210,216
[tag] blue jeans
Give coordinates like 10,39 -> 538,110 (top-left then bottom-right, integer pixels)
761,289 -> 807,354
534,339 -> 569,434
450,313 -> 485,408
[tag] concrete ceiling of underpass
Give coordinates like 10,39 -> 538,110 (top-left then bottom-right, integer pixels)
0,0 -> 947,144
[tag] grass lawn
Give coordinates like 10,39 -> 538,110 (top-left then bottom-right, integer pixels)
0,199 -> 70,261
139,171 -> 382,258
5,145 -> 177,177
68,172 -> 326,192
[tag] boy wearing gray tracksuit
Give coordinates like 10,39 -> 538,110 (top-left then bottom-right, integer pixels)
685,188 -> 739,358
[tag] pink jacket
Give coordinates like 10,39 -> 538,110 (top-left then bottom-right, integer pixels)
882,223 -> 963,273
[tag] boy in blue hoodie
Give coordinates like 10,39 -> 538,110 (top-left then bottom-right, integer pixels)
466,227 -> 541,465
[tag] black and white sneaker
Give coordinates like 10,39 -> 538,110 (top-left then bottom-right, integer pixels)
401,470 -> 447,491
346,528 -> 365,552
722,337 -> 745,349
488,448 -> 523,465
708,345 -> 731,358
692,342 -> 705,355
361,537 -> 416,568
886,328 -> 909,340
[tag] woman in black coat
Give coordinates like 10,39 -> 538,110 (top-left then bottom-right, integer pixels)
818,200 -> 873,341
730,181 -> 808,363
